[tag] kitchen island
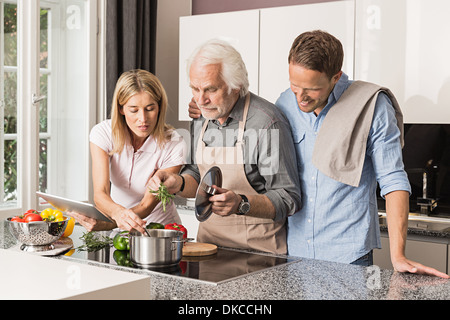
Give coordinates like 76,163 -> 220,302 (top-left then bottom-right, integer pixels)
0,220 -> 449,300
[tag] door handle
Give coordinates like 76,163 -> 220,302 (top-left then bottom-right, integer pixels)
32,93 -> 46,105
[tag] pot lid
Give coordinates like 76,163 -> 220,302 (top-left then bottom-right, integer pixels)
195,166 -> 222,222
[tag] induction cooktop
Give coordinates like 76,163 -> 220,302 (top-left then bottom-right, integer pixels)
65,229 -> 299,285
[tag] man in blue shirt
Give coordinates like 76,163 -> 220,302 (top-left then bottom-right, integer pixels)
188,31 -> 448,278
276,30 -> 447,278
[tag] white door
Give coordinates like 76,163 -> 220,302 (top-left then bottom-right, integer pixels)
0,0 -> 98,218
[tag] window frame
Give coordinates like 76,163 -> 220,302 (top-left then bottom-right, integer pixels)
0,0 -> 100,218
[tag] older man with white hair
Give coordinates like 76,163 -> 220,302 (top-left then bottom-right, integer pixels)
148,39 -> 301,254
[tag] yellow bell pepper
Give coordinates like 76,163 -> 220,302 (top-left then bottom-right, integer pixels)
40,208 -> 54,220
53,210 -> 64,221
41,208 -> 65,222
64,249 -> 75,256
62,216 -> 75,237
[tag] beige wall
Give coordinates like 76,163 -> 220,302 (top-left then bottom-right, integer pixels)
192,0 -> 340,14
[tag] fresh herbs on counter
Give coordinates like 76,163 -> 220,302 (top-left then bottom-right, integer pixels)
76,231 -> 113,252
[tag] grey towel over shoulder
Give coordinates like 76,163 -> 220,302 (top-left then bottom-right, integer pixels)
311,81 -> 404,187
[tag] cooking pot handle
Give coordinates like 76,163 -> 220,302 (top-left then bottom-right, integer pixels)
171,238 -> 194,251
172,238 -> 195,243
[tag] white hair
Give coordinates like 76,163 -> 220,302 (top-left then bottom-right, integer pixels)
186,39 -> 249,97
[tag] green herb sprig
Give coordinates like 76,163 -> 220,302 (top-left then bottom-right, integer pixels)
77,231 -> 113,252
149,183 -> 175,212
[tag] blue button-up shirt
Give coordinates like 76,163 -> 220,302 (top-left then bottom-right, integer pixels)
275,73 -> 411,263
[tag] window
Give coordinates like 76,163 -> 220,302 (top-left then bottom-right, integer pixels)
0,0 -> 98,218
1,1 -> 18,207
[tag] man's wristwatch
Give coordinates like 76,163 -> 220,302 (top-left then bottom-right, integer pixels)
237,194 -> 250,215
178,174 -> 185,193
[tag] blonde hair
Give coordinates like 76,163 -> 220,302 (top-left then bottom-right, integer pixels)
110,69 -> 173,154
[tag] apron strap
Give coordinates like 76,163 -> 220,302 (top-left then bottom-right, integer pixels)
199,117 -> 209,147
237,93 -> 250,143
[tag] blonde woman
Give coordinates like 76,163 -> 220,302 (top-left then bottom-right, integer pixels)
71,69 -> 186,233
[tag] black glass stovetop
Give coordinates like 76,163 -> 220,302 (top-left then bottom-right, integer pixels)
65,228 -> 299,284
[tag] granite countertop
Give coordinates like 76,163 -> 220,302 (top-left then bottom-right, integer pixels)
1,220 -> 449,300
378,212 -> 450,239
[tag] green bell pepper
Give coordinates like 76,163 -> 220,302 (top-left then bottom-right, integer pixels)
146,222 -> 165,229
113,231 -> 130,251
113,249 -> 133,267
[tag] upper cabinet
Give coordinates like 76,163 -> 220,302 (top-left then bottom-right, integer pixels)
179,0 -> 450,124
178,10 -> 260,121
259,1 -> 355,104
355,0 -> 450,123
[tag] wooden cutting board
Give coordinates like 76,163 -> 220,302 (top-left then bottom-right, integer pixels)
182,242 -> 218,256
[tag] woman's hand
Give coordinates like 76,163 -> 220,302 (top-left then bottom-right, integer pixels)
109,207 -> 147,234
67,211 -> 116,232
68,207 -> 147,234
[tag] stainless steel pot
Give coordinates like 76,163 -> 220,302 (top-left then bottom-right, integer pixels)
129,229 -> 191,268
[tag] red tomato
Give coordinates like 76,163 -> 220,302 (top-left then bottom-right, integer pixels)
24,213 -> 43,223
25,209 -> 38,215
24,209 -> 38,217
11,216 -> 25,223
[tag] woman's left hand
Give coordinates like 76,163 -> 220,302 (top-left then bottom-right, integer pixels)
66,211 -> 116,232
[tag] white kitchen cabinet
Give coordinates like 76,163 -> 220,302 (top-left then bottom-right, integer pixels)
0,249 -> 151,299
178,208 -> 199,241
178,10 -> 260,121
355,0 -> 450,123
178,1 -> 355,116
259,1 -> 355,104
179,0 -> 450,124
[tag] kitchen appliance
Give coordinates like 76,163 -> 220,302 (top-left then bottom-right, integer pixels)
129,229 -> 192,268
7,217 -> 69,252
195,166 -> 222,222
377,124 -> 450,216
66,227 -> 299,284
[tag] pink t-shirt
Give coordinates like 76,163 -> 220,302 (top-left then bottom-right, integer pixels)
89,120 -> 186,225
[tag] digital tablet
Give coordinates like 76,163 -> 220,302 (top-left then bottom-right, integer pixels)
36,192 -> 113,222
